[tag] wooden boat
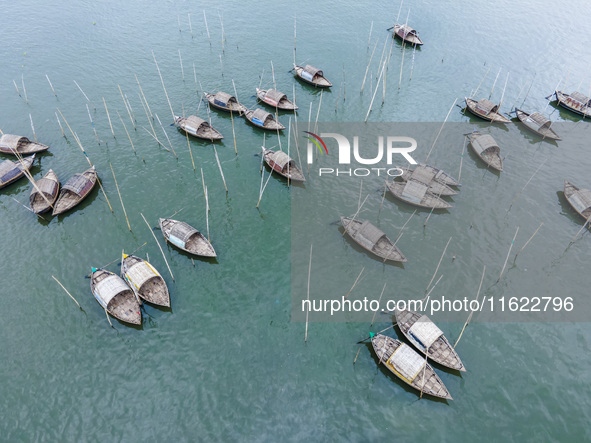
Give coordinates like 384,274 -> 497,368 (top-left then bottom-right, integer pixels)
397,165 -> 457,196
398,163 -> 459,187
204,91 -> 247,114
256,88 -> 298,110
121,253 -> 170,307
395,309 -> 465,372
515,109 -> 560,140
174,115 -> 223,140
262,148 -> 305,182
0,134 -> 50,155
244,109 -> 285,131
371,334 -> 452,400
464,97 -> 510,123
385,180 -> 451,209
29,169 -> 59,214
52,166 -> 97,215
341,217 -> 406,262
564,181 -> 591,221
90,268 -> 142,325
467,132 -> 503,172
553,90 -> 591,118
392,24 -> 423,46
159,218 -> 216,257
293,64 -> 332,88
0,154 -> 35,189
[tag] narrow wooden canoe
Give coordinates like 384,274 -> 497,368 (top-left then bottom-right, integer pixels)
121,253 -> 170,307
204,91 -> 247,114
385,180 -> 452,209
515,109 -> 560,140
398,163 -> 460,187
159,218 -> 216,257
392,24 -> 423,45
0,134 -> 50,155
341,217 -> 406,262
371,334 -> 452,400
293,64 -> 332,88
174,115 -> 223,140
244,109 -> 285,131
262,148 -> 305,182
464,97 -> 510,123
29,169 -> 59,214
90,268 -> 142,325
52,166 -> 97,215
564,181 -> 591,221
467,132 -> 503,172
0,154 -> 35,189
398,165 -> 457,196
256,88 -> 298,110
395,309 -> 465,372
554,90 -> 591,118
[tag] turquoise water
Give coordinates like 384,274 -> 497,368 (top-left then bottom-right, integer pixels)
1,0 -> 591,441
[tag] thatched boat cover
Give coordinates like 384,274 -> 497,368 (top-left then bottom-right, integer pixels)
398,24 -> 415,35
36,177 -> 58,195
126,262 -> 157,288
569,190 -> 591,214
169,221 -> 198,249
0,134 -> 28,151
389,344 -> 426,382
0,159 -> 18,181
265,89 -> 286,103
63,173 -> 94,196
355,221 -> 386,251
570,92 -> 590,105
302,65 -> 322,82
527,112 -> 551,129
272,150 -> 291,170
410,166 -> 436,184
95,275 -> 129,306
213,91 -> 235,107
401,180 -> 428,205
471,134 -> 498,154
408,319 -> 444,349
474,99 -> 498,115
251,109 -> 272,126
183,116 -> 207,131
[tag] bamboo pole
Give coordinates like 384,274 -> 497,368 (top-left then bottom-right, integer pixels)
395,209 -> 417,243
46,74 -> 57,97
155,114 -> 177,158
201,168 -> 208,207
382,37 -> 394,103
398,39 -> 406,89
109,162 -> 131,231
218,11 -> 225,51
471,65 -> 492,98
367,21 -> 373,49
193,63 -> 198,96
138,90 -> 158,140
103,97 -> 115,137
293,15 -> 297,66
178,49 -> 185,81
497,226 -> 519,282
314,90 -> 323,135
152,52 -> 175,121
379,181 -> 387,213
515,222 -> 543,260
213,145 -> 227,193
522,72 -> 537,106
489,68 -> 501,99
230,108 -> 237,155
425,98 -> 457,162
421,274 -> 443,305
457,135 -> 467,182
360,39 -> 378,94
203,10 -> 211,45
56,108 -> 113,213
345,267 -> 365,299
499,72 -> 510,108
55,112 -> 65,137
52,275 -> 82,309
185,129 -> 195,170
125,94 -> 137,124
116,110 -> 135,152
13,80 -> 21,97
205,186 -> 210,241
423,189 -> 444,228
569,216 -> 591,245
74,80 -> 96,109
353,347 -> 362,365
426,237 -> 452,291
29,113 -> 36,142
86,104 -> 100,144
365,58 -> 387,122
257,147 -> 275,209
342,195 -> 369,238
188,13 -> 193,38
140,212 -> 174,281
22,74 -> 28,104
135,74 -> 153,120
142,126 -> 170,152
508,159 -> 547,212
11,196 -> 47,221
454,265 -> 485,348
305,243 -> 312,343
219,54 -> 223,77
370,283 -> 387,326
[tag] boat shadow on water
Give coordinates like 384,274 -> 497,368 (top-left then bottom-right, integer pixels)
511,121 -> 559,147
383,189 -> 453,214
467,147 -> 502,177
164,243 -> 219,264
556,191 -> 589,227
461,110 -> 511,132
53,183 -> 100,221
337,226 -> 406,268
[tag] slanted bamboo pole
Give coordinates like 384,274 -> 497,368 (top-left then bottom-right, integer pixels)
155,114 -> 177,158
457,135 -> 467,182
345,267 -> 365,299
498,227 -> 519,282
426,237 -> 452,291
116,110 -> 135,152
140,212 -> 174,281
454,265 -> 485,348
395,209 -> 417,243
360,39 -> 378,94
142,126 -> 169,152
471,65 -> 492,98
515,222 -> 543,260
29,113 -> 36,142
11,196 -> 47,221
205,186 -> 210,241
213,145 -> 227,193
188,13 -> 193,38
103,97 -> 115,137
52,275 -> 82,309
74,80 -> 96,109
87,104 -> 100,144
152,52 -> 175,121
365,58 -> 387,122
425,99 -> 457,162
56,112 -> 65,137
489,68 -> 501,99
305,243 -> 312,342
185,129 -> 195,170
13,80 -> 21,97
46,74 -> 57,97
508,159 -> 547,212
370,283 -> 387,326
203,10 -> 211,45
22,74 -> 28,104
110,162 -> 131,231
569,216 -> 591,245
178,49 -> 185,81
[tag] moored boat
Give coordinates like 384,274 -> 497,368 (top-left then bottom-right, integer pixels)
398,164 -> 457,196
467,132 -> 503,172
395,309 -> 465,372
371,333 -> 452,400
52,166 -> 97,215
515,109 -> 560,140
341,217 -> 406,262
256,88 -> 298,110
293,64 -> 332,88
385,179 -> 452,209
29,169 -> 59,214
90,268 -> 142,325
204,91 -> 247,114
262,148 -> 305,182
553,90 -> 591,118
174,115 -> 223,140
564,181 -> 591,222
159,218 -> 216,257
0,154 -> 36,189
121,253 -> 170,307
392,24 -> 423,46
0,134 -> 50,155
399,163 -> 460,187
464,97 -> 511,123
244,109 -> 285,131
